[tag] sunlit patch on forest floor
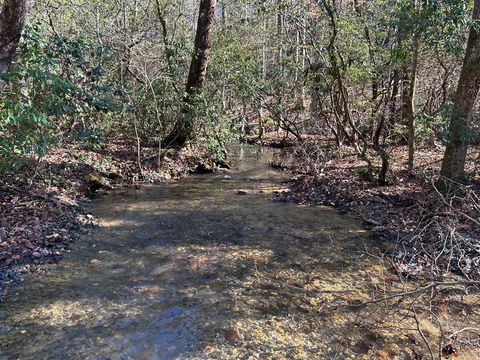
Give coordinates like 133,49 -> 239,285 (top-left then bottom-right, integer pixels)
0,146 -> 478,359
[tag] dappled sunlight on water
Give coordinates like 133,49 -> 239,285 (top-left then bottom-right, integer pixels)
0,146 -> 478,359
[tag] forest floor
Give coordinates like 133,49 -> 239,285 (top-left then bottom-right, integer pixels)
0,137 -> 215,299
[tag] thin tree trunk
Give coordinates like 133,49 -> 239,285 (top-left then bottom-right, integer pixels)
407,34 -> 419,172
295,0 -> 306,109
0,0 -> 27,74
276,0 -> 283,71
162,0 -> 216,148
220,1 -> 227,111
441,0 -> 480,180
401,71 -> 412,130
397,0 -> 420,172
400,35 -> 419,173
261,0 -> 266,81
258,0 -> 266,139
221,1 -> 227,27
389,69 -> 400,126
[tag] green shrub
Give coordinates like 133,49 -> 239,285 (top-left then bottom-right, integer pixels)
0,21 -> 116,172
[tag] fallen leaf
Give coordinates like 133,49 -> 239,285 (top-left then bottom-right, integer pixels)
376,349 -> 389,360
225,329 -> 241,342
70,313 -> 81,321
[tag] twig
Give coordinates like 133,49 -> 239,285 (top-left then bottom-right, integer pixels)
447,327 -> 480,339
412,304 -> 435,360
349,281 -> 480,308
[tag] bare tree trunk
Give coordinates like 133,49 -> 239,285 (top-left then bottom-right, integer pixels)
397,0 -> 420,172
0,0 -> 27,74
407,34 -> 419,172
276,0 -> 283,71
258,0 -> 266,139
261,0 -> 266,81
300,8 -> 306,107
220,1 -> 227,112
220,1 -> 227,27
295,0 -> 306,109
389,68 -> 400,125
440,0 -> 480,180
162,0 -> 216,148
400,33 -> 419,173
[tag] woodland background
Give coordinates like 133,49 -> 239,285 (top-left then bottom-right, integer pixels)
0,0 -> 478,182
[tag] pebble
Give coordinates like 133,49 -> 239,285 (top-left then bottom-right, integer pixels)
89,259 -> 102,266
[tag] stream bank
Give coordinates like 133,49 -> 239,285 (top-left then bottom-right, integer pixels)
0,137 -> 216,299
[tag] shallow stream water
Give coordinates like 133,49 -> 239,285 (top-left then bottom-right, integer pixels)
0,146 -> 478,359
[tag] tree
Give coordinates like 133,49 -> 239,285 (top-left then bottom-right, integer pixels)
440,0 -> 480,180
0,0 -> 27,74
162,0 -> 217,149
402,2 -> 420,173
